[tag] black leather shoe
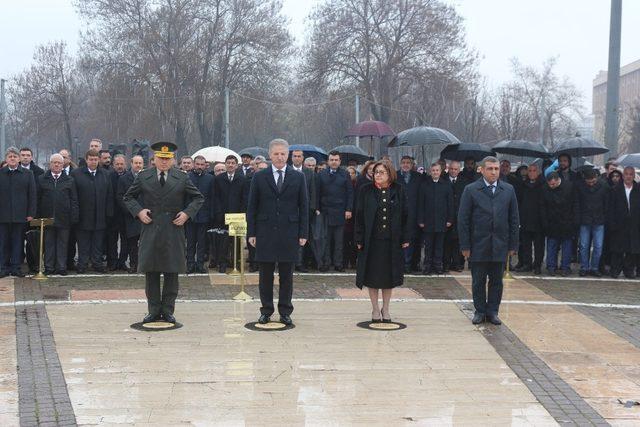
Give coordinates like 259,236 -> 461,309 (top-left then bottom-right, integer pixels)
279,314 -> 293,326
76,268 -> 86,274
249,264 -> 259,273
162,313 -> 176,323
258,314 -> 270,324
93,266 -> 105,274
196,266 -> 207,274
218,265 -> 227,274
295,265 -> 308,273
487,314 -> 502,325
514,265 -> 531,272
472,313 -> 485,325
319,265 -> 329,272
44,269 -> 55,276
143,313 -> 160,323
579,270 -> 587,277
57,270 -> 68,276
590,270 -> 602,278
11,271 -> 25,277
334,267 -> 345,272
533,266 -> 542,275
186,266 -> 195,274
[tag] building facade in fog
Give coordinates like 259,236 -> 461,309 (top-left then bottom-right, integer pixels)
593,59 -> 640,154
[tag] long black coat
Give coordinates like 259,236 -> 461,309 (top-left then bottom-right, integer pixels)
188,171 -> 215,224
22,161 -> 45,179
123,167 -> 204,273
71,167 -> 113,231
608,183 -> 640,254
417,179 -> 454,232
214,172 -> 247,220
355,183 -> 410,289
518,178 -> 545,232
109,170 -> 127,225
446,175 -> 469,232
0,167 -> 37,223
539,180 -> 575,239
36,171 -> 79,228
117,171 -> 142,238
458,179 -> 520,262
295,167 -> 317,213
317,168 -> 354,226
246,166 -> 309,263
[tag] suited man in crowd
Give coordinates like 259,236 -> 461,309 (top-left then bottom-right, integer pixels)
418,162 -> 453,275
37,154 -> 79,275
316,150 -> 353,272
397,156 -> 423,272
460,156 -> 481,183
540,172 -> 575,276
214,155 -> 247,273
59,149 -> 74,176
123,142 -> 204,324
443,160 -> 467,272
0,147 -> 37,277
239,153 -> 254,177
106,154 -> 128,271
608,166 -> 640,279
290,149 -> 317,272
179,156 -> 193,173
117,155 -> 145,273
186,155 -> 215,273
208,162 -> 227,270
458,156 -> 519,325
19,147 -> 45,178
71,149 -> 114,273
247,139 -> 308,326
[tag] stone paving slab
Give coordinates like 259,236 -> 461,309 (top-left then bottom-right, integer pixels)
47,300 -> 556,426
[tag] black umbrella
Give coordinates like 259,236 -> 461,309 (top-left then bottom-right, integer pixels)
288,144 -> 328,162
388,126 -> 461,147
331,145 -> 372,164
493,140 -> 551,158
238,146 -> 268,158
616,153 -> 640,169
553,135 -> 609,158
440,143 -> 496,162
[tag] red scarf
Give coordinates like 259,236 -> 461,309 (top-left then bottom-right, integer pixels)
374,181 -> 390,190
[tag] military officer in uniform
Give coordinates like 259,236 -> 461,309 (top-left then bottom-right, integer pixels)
123,142 -> 204,324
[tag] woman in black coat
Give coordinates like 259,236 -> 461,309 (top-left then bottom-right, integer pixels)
355,161 -> 410,322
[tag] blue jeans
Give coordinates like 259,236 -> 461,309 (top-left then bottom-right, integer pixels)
579,225 -> 604,272
546,237 -> 573,272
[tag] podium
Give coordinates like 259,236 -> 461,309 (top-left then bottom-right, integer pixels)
225,213 -> 252,301
29,218 -> 54,280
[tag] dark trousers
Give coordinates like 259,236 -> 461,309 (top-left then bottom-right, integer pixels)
44,227 -> 70,272
610,252 -> 637,278
67,229 -> 77,269
423,231 -> 445,272
258,261 -> 293,316
145,272 -> 179,317
185,222 -> 208,268
76,229 -> 105,270
106,221 -> 128,268
520,230 -> 545,268
443,228 -> 464,270
209,231 -> 224,267
0,223 -> 26,274
323,224 -> 344,268
403,226 -> 422,269
127,235 -> 139,270
471,261 -> 504,316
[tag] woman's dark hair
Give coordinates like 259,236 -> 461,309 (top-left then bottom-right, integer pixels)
373,160 -> 397,184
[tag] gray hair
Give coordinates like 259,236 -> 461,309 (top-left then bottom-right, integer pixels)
113,153 -> 126,162
304,157 -> 316,166
5,146 -> 20,158
268,138 -> 289,153
49,153 -> 64,163
254,155 -> 266,163
623,165 -> 636,174
479,156 -> 499,167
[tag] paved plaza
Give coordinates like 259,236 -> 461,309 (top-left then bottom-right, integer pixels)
2,272 -> 640,426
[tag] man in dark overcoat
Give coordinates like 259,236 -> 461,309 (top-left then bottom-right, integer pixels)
37,153 -> 79,275
608,166 -> 640,279
290,148 -> 317,272
71,149 -> 114,273
316,150 -> 353,272
117,155 -> 145,273
458,156 -> 519,325
0,147 -> 37,277
397,155 -> 423,272
186,155 -> 215,273
247,139 -> 308,326
123,142 -> 204,323
418,162 -> 453,275
443,160 -> 468,272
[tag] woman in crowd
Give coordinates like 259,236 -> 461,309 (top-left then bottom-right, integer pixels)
355,161 -> 410,322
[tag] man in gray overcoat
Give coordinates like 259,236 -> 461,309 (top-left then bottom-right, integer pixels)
458,156 -> 519,326
123,142 -> 204,324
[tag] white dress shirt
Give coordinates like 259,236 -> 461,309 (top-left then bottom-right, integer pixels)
272,164 -> 285,184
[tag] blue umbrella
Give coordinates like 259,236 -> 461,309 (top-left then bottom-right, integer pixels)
288,144 -> 328,162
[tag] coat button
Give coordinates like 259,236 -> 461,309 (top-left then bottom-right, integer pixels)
383,199 -> 387,202
383,216 -> 386,220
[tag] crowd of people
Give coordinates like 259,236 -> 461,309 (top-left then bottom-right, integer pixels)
0,138 -> 638,283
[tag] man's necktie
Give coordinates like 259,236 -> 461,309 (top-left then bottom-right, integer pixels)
404,172 -> 410,184
160,171 -> 166,186
276,170 -> 283,192
489,184 -> 495,195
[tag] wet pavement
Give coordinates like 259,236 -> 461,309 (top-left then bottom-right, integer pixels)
2,271 -> 640,425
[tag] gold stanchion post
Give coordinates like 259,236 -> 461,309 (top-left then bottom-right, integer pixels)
31,218 -> 54,280
233,235 -> 252,301
503,254 -> 514,280
229,236 -> 240,275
